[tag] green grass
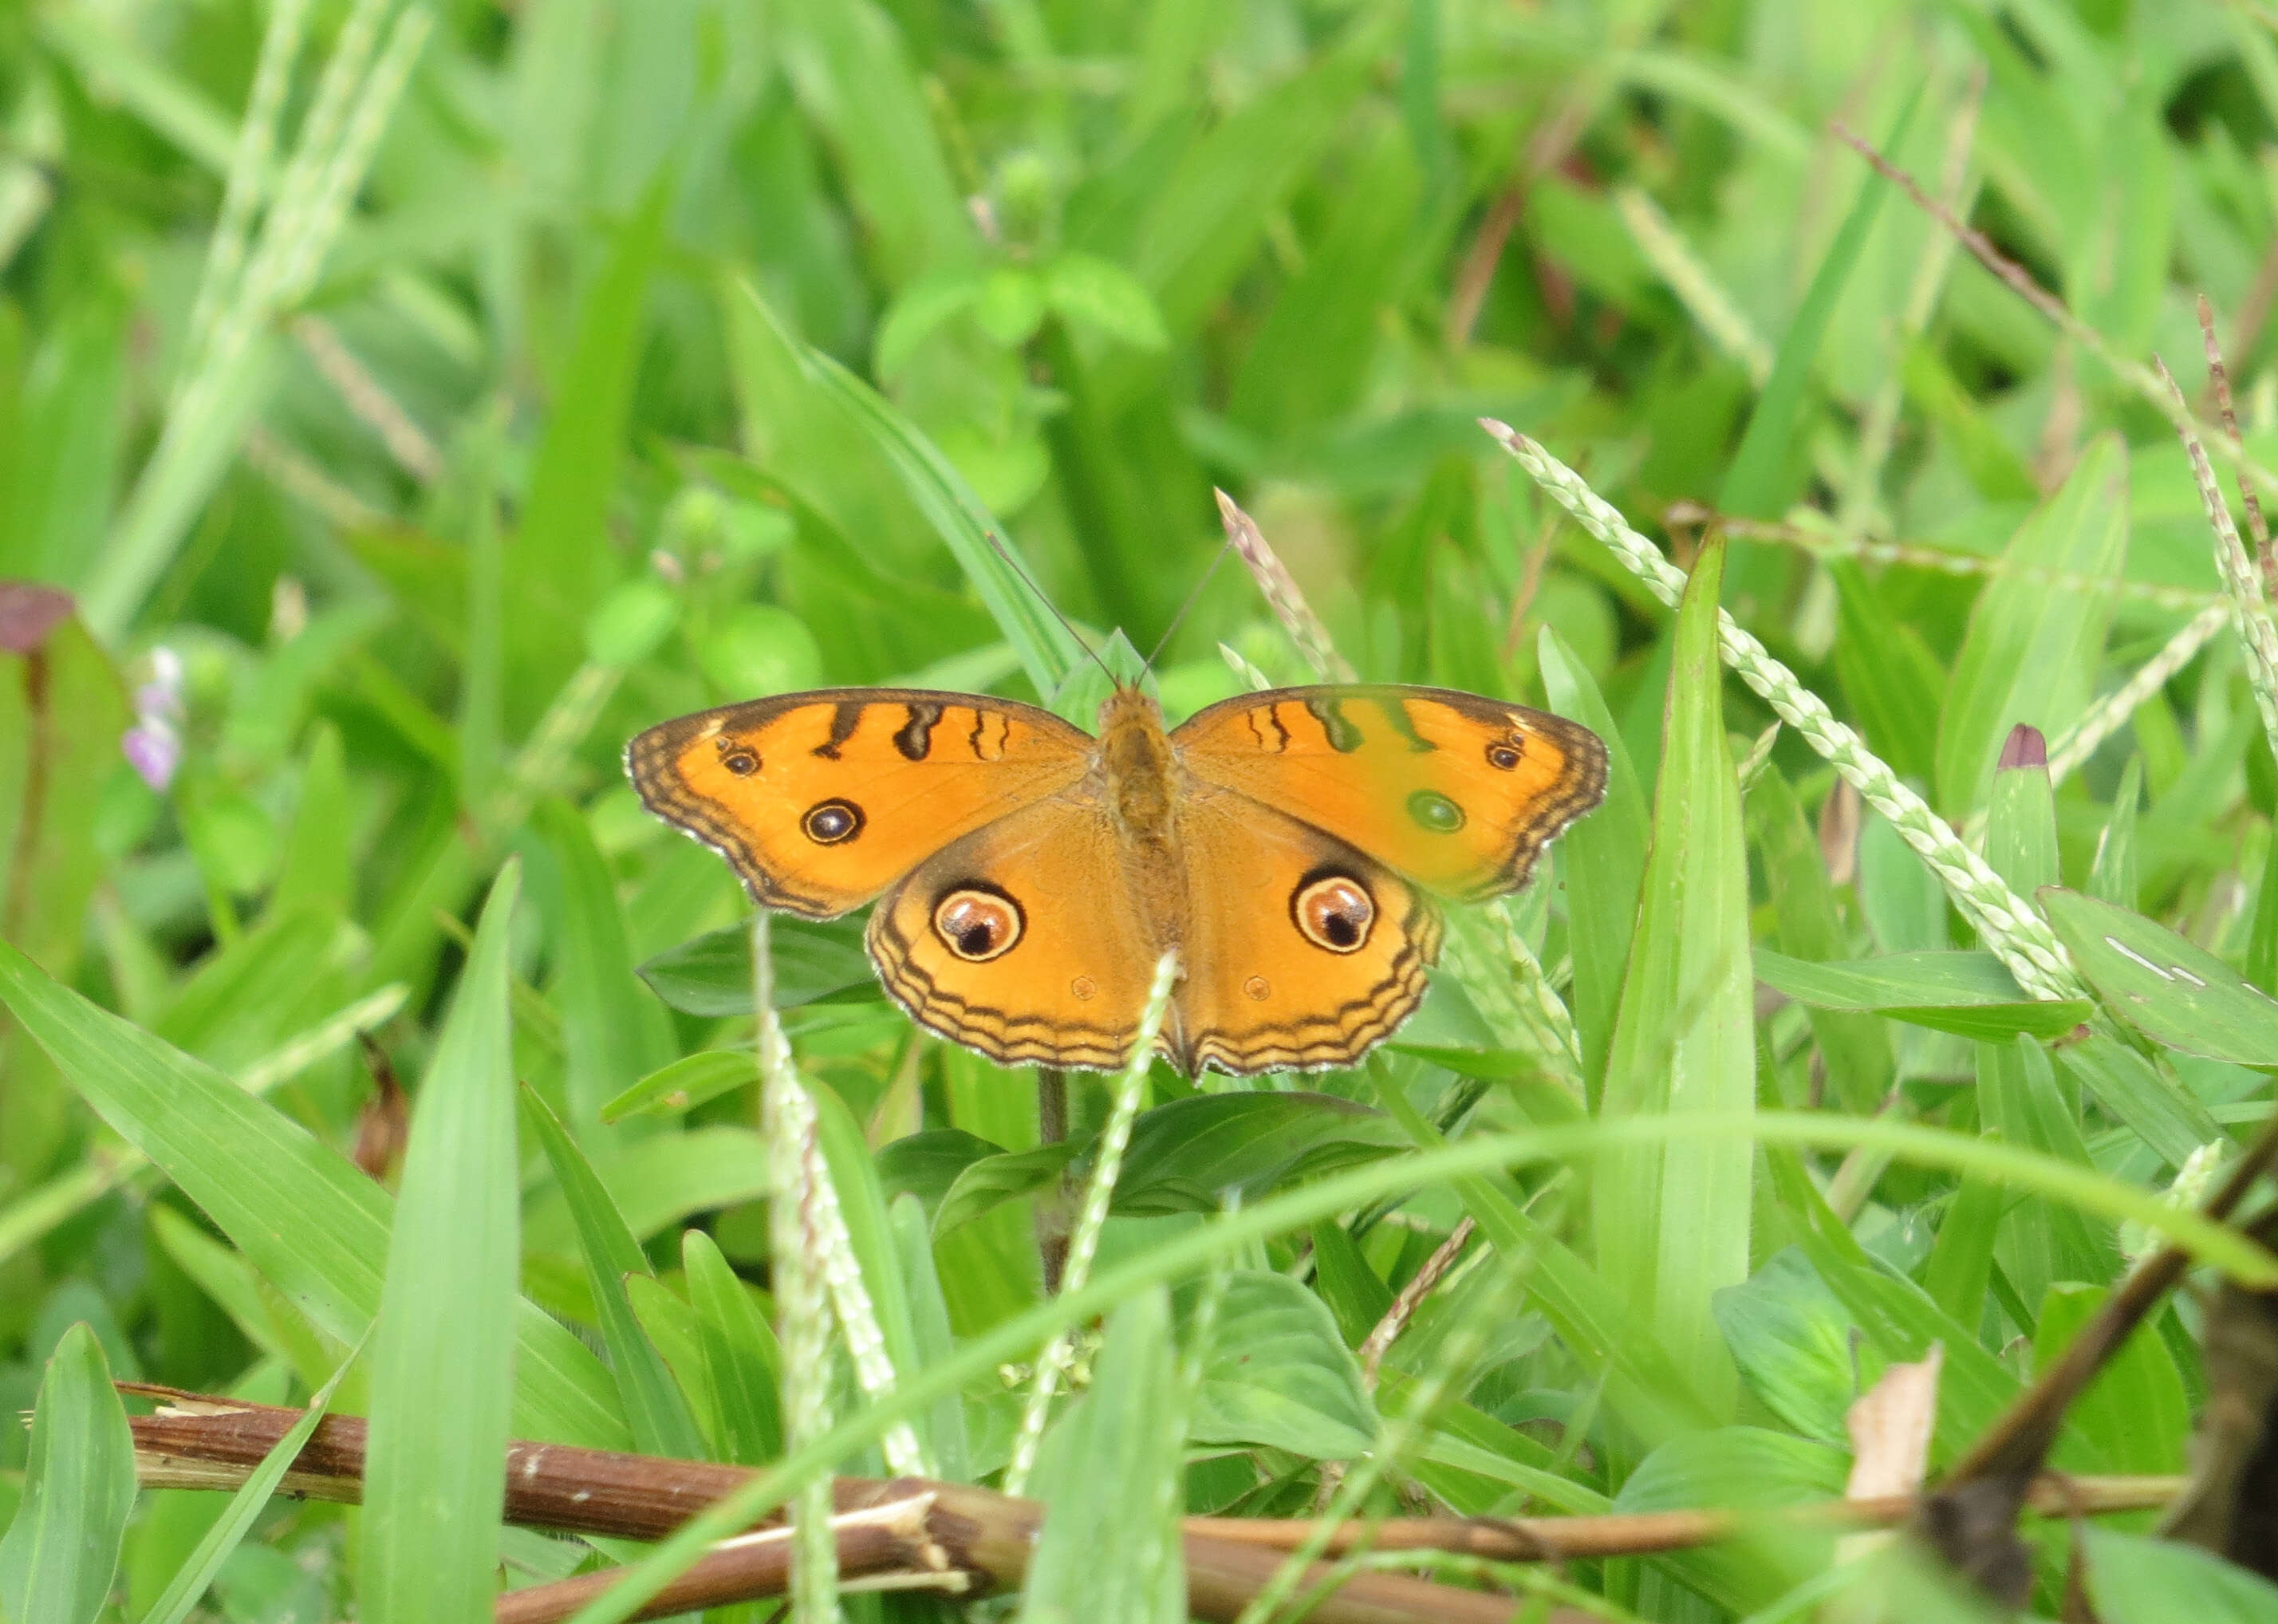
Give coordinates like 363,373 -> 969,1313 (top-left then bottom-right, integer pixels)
5,2 -> 2278,1622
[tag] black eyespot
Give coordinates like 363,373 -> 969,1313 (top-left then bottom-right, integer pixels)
722,749 -> 759,776
1407,789 -> 1466,833
1291,872 -> 1375,955
801,798 -> 865,844
1486,741 -> 1522,771
933,885 -> 1024,962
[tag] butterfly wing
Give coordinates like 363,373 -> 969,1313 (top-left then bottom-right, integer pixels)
1170,684 -> 1607,901
625,688 -> 1092,920
1169,790 -> 1442,1076
865,795 -> 1161,1070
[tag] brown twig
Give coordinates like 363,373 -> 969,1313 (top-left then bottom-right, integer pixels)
123,1390 -> 1597,1624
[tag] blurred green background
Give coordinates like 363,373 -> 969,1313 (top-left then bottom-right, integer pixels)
7,0 -> 2278,1618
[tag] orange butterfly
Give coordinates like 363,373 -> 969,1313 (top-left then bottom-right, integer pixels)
627,682 -> 1605,1076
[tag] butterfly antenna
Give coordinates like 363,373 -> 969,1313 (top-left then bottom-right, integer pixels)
1141,531 -> 1236,674
976,522 -> 1119,688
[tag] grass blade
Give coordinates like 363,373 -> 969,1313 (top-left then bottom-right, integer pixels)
0,1324 -> 135,1624
522,1087 -> 709,1460
1593,538 -> 1756,1416
1718,89 -> 1917,522
359,861 -> 525,1624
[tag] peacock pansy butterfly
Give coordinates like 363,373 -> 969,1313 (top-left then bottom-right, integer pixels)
626,682 -> 1607,1076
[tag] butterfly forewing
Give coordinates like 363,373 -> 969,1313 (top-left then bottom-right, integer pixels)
625,688 -> 1090,920
1169,684 -> 1608,901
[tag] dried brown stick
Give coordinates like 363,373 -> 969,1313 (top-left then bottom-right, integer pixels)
128,1388 -> 2180,1564
1208,1476 -> 2179,1562
125,1392 -> 1591,1624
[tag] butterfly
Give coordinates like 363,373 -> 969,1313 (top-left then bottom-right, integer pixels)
626,682 -> 1606,1076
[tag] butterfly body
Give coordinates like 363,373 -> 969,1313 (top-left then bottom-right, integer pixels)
628,681 -> 1606,1076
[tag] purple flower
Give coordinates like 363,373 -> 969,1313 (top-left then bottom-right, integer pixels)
120,644 -> 184,790
122,724 -> 180,790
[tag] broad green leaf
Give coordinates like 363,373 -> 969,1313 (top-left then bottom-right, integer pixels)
772,0 -> 972,286
2085,1529 -> 2278,1622
1019,1290 -> 1183,1624
1595,538 -> 1754,1415
1539,624 -> 1651,1102
1935,436 -> 2130,815
0,932 -> 627,1450
1179,1271 -> 1376,1460
1755,948 -> 2091,1039
1114,1092 -> 1409,1212
1125,34 -> 1377,340
876,1129 -> 1005,1220
1713,1248 -> 1886,1445
635,918 -> 877,1018
935,1143 -> 1078,1236
0,1325 -> 133,1624
1042,251 -> 1169,352
522,1088 -> 709,1460
2044,887 -> 2278,1066
361,865 -> 526,1624
802,344 -> 1085,699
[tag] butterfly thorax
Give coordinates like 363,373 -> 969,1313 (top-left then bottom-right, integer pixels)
1094,687 -> 1188,950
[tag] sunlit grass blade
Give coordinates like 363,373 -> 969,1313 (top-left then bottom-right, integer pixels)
1594,539 -> 1755,1417
0,1324 -> 135,1624
359,861 -> 524,1624
1016,1290 -> 1184,1624
522,1087 -> 709,1461
136,1336 -> 365,1624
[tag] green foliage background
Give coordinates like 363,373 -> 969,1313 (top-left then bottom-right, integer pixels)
4,0 -> 2278,1619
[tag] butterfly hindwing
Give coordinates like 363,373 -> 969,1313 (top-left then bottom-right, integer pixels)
1168,795 -> 1442,1075
866,797 -> 1155,1070
1170,684 -> 1608,901
625,688 -> 1090,920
